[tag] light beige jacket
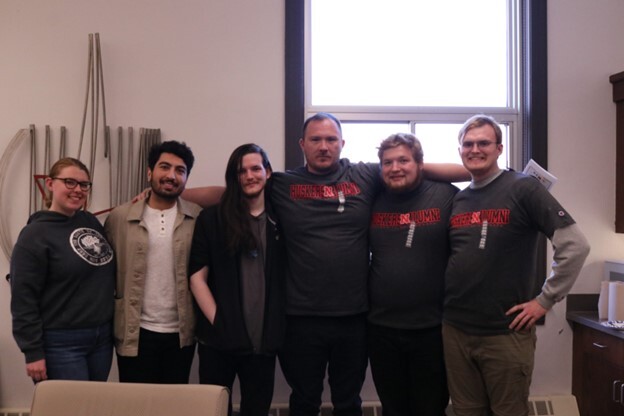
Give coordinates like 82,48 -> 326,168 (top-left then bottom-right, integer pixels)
104,196 -> 202,357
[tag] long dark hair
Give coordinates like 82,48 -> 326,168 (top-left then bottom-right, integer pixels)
219,143 -> 272,254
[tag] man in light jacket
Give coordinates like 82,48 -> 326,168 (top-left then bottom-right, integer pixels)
105,140 -> 201,383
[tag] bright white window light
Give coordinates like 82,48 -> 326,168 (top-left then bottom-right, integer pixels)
310,0 -> 509,107
341,121 -> 509,189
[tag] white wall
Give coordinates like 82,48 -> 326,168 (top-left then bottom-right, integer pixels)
1,0 -> 624,409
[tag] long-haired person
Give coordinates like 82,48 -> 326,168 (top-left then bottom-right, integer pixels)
11,157 -> 115,383
189,143 -> 285,416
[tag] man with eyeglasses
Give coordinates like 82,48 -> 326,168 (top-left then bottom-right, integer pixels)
104,140 -> 202,384
442,115 -> 590,416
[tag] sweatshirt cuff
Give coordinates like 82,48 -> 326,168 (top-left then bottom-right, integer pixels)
24,349 -> 45,363
535,293 -> 556,310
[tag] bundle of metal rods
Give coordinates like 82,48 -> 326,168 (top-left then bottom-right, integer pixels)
29,124 -> 67,214
76,33 -> 162,209
108,126 -> 161,207
0,32 -> 165,246
134,128 -> 161,201
78,33 -> 107,182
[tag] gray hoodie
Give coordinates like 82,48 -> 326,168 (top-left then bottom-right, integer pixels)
10,210 -> 115,362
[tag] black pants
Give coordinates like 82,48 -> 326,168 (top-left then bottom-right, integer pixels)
368,324 -> 449,416
117,328 -> 195,383
198,343 -> 276,416
278,314 -> 368,416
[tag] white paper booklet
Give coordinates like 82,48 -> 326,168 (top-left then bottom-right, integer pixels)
522,159 -> 558,191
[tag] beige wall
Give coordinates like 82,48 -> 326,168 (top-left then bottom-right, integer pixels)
1,0 -> 624,408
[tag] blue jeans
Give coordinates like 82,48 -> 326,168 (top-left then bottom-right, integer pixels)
278,314 -> 368,416
368,324 -> 449,416
42,322 -> 113,381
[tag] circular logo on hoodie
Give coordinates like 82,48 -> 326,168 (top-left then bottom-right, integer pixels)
70,228 -> 114,266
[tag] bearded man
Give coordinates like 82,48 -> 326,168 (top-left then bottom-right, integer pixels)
105,140 -> 202,383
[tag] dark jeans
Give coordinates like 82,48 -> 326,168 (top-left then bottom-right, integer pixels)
117,328 -> 195,383
368,324 -> 449,416
198,343 -> 276,416
43,321 -> 113,381
278,314 -> 368,416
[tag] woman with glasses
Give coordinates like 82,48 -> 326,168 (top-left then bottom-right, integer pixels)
10,157 -> 115,383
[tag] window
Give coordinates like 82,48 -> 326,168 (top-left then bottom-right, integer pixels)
308,0 -> 518,171
285,0 -> 547,174
309,0 -> 512,109
340,122 -> 509,172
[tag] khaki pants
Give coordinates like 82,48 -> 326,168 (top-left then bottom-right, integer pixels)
442,323 -> 536,416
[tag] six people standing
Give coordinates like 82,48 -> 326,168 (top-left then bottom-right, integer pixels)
9,114 -> 590,416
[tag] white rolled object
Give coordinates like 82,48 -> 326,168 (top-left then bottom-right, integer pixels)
608,281 -> 624,322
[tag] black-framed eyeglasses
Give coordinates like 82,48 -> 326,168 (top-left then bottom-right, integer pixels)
51,177 -> 92,191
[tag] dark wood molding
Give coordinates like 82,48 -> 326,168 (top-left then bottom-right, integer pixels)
284,0 -> 305,170
610,70 -> 624,232
522,0 -> 548,168
523,0 -> 548,283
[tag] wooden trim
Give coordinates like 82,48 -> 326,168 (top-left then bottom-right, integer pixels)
284,0 -> 305,170
610,71 -> 624,232
521,0 -> 549,282
522,0 -> 548,169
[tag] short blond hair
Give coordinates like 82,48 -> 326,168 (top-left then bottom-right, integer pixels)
458,115 -> 502,144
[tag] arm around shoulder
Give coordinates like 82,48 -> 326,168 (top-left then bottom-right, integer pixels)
182,186 -> 225,209
423,163 -> 471,182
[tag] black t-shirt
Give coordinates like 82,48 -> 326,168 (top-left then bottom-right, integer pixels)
270,159 -> 382,316
444,171 -> 576,335
369,179 -> 458,329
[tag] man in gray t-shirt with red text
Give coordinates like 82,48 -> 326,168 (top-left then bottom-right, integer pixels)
443,115 -> 590,416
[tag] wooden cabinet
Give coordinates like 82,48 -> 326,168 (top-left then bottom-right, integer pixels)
572,322 -> 624,416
